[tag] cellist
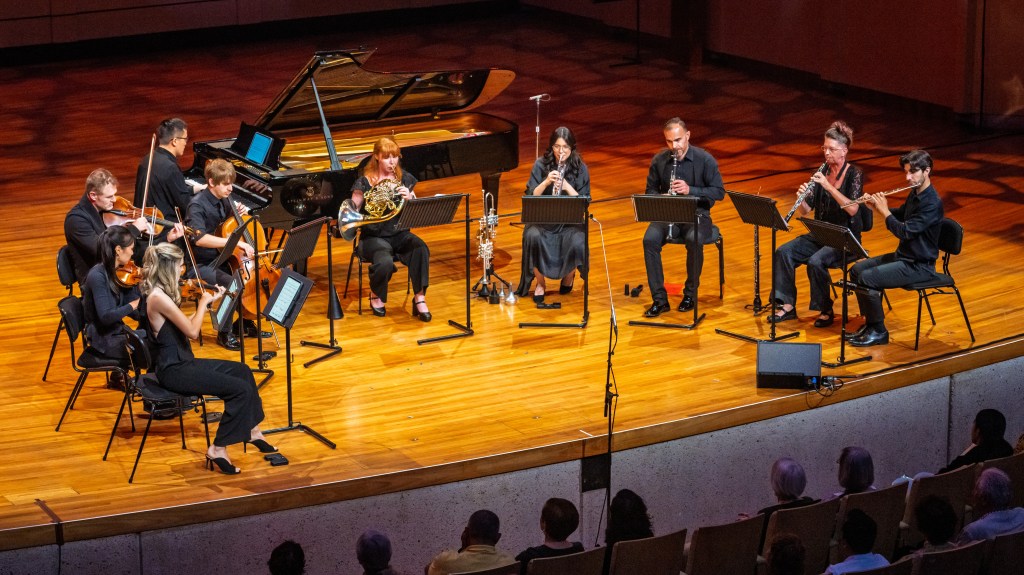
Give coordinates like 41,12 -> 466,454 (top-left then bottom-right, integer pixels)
185,158 -> 270,350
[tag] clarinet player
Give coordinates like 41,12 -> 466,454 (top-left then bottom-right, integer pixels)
641,117 -> 725,318
768,121 -> 864,327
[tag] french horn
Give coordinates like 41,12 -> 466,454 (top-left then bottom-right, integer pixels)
337,178 -> 405,241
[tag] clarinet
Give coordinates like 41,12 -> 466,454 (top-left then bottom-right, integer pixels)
784,162 -> 828,223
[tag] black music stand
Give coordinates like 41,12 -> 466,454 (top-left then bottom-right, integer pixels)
262,269 -> 336,449
628,195 -> 705,329
395,194 -> 472,345
275,218 -> 343,368
799,217 -> 872,368
518,196 -> 590,329
715,191 -> 799,343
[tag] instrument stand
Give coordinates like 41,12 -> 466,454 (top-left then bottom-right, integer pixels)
262,269 -> 336,449
473,263 -> 512,300
628,195 -> 704,329
249,213 -> 275,388
715,191 -> 799,343
250,217 -> 338,368
394,194 -> 473,345
518,196 -> 590,329
799,218 -> 872,368
745,225 -> 767,314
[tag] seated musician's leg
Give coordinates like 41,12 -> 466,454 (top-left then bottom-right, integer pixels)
642,223 -> 671,316
559,225 -> 586,292
770,234 -> 817,322
398,233 -> 431,322
361,237 -> 395,314
679,223 -> 704,311
849,254 -> 900,346
520,225 -> 546,298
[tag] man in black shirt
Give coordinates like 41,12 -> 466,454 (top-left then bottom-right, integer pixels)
848,149 -> 944,347
641,117 -> 725,317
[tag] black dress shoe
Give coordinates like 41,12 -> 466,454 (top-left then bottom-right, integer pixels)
370,302 -> 386,317
242,321 -> 272,339
844,324 -> 868,340
412,298 -> 432,322
849,328 -> 889,347
813,309 -> 835,328
677,296 -> 695,312
644,301 -> 670,318
217,331 -> 241,351
766,308 -> 797,323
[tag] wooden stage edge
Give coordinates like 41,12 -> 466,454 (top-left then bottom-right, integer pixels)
4,334 -> 1022,552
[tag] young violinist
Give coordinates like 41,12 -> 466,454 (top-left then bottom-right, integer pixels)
185,158 -> 268,350
140,242 -> 276,474
64,168 -> 178,286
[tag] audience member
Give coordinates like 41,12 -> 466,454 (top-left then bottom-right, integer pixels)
826,446 -> 875,500
766,533 -> 805,575
515,497 -> 584,574
747,458 -> 818,548
1016,432 -> 1024,455
940,409 -> 1014,473
958,468 -> 1024,544
895,495 -> 957,561
268,540 -> 305,575
426,509 -> 516,575
357,529 -> 402,575
603,489 -> 654,575
826,509 -> 889,574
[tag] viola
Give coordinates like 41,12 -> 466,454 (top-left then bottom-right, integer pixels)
102,196 -> 200,238
114,261 -> 143,288
179,278 -> 236,300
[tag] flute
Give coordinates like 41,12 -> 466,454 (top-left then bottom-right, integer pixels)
840,184 -> 917,208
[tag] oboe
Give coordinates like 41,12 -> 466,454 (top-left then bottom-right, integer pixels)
783,162 -> 828,223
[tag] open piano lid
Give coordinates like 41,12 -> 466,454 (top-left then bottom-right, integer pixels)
255,48 -> 516,133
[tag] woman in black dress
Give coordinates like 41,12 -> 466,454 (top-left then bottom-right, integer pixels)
348,136 -> 431,321
516,126 -> 591,304
141,242 -> 275,474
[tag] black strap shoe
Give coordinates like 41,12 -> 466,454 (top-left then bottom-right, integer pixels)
766,308 -> 796,323
813,309 -> 835,328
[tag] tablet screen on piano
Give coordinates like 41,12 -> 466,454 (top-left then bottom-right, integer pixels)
245,132 -> 273,166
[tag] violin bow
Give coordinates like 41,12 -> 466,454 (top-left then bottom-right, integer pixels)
175,207 -> 203,286
140,134 -> 157,233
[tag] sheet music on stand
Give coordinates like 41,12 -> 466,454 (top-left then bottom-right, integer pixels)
396,195 -> 463,230
799,217 -> 872,368
394,194 -> 474,344
276,217 -> 326,269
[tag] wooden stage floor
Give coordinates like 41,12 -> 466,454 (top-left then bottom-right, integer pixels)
1,8 -> 1022,549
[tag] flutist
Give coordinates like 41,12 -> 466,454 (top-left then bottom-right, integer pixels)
769,121 -> 864,328
517,126 -> 591,304
848,149 -> 944,347
641,117 -> 725,318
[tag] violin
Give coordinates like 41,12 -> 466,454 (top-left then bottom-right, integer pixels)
114,261 -> 143,288
102,196 -> 200,238
179,278 -> 237,300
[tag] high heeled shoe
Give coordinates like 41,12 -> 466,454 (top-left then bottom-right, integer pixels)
533,287 -> 545,304
244,438 -> 278,454
205,455 -> 240,475
369,297 -> 386,317
412,298 -> 432,322
559,274 -> 575,295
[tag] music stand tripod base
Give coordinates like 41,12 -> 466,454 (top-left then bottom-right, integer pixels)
715,326 -> 798,343
630,313 -> 705,330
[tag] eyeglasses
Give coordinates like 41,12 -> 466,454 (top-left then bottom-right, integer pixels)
173,136 -> 189,143
552,144 -> 571,151
821,145 -> 846,153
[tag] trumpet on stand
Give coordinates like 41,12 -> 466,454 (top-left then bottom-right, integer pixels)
472,192 -> 515,303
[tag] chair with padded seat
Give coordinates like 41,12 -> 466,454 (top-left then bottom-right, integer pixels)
831,482 -> 908,563
828,560 -> 913,575
684,515 -> 761,575
985,529 -> 1024,575
110,328 -> 210,484
901,218 -> 974,350
526,546 -> 604,575
450,563 -> 519,575
664,223 -> 725,299
979,451 -> 1024,509
342,235 -> 410,315
913,538 -> 986,575
54,295 -> 131,432
43,246 -> 78,381
898,464 -> 976,549
610,528 -> 687,575
760,497 -> 841,575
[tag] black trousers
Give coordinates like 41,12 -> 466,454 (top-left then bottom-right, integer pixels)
851,252 -> 936,328
358,231 -> 429,303
643,216 -> 711,304
159,358 -> 264,447
772,234 -> 845,312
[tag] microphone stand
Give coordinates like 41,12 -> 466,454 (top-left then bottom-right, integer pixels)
531,94 -> 550,159
592,215 -> 618,529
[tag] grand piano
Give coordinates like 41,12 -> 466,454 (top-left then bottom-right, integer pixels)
191,48 -> 519,230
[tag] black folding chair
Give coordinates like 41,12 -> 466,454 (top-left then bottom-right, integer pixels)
43,246 -> 77,381
901,218 -> 974,350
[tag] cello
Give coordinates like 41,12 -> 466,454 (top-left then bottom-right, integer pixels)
218,202 -> 281,320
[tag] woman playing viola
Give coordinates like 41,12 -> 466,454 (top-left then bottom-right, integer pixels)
141,242 -> 276,474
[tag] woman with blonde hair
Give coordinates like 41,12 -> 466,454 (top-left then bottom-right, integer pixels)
141,242 -> 275,474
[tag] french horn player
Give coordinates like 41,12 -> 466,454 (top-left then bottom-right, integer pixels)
344,136 -> 432,321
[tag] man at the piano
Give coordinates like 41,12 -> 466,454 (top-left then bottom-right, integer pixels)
348,137 -> 432,322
